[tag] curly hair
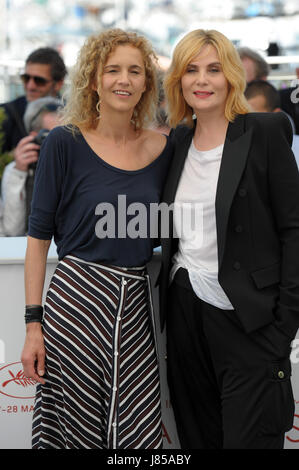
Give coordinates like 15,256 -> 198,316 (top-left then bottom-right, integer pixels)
164,29 -> 250,128
61,29 -> 159,131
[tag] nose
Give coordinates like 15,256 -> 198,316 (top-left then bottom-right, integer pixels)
195,69 -> 208,85
118,69 -> 130,85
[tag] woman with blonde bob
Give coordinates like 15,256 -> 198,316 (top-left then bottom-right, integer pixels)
159,29 -> 299,449
21,29 -> 172,449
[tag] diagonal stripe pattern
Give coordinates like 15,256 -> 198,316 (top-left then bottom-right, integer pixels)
32,256 -> 162,449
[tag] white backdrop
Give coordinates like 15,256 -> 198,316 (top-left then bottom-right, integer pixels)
0,237 -> 298,449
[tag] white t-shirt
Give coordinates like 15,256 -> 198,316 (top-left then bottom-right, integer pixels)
170,140 -> 234,310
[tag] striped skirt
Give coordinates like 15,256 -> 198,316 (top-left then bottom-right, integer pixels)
32,255 -> 162,449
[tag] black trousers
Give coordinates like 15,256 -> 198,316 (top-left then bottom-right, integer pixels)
166,268 -> 295,449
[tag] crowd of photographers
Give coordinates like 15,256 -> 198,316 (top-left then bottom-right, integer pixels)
0,43 -> 298,237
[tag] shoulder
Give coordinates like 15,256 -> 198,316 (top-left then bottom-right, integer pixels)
246,111 -> 292,134
245,111 -> 291,129
244,112 -> 293,147
169,123 -> 194,143
38,126 -> 78,167
1,96 -> 27,113
44,125 -> 80,145
142,128 -> 169,155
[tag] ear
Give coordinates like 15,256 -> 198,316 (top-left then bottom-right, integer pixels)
91,78 -> 98,92
54,80 -> 64,93
273,107 -> 281,113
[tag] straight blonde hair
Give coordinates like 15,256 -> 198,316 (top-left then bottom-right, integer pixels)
164,29 -> 250,128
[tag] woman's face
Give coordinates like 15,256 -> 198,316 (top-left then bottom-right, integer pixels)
181,44 -> 229,116
98,44 -> 146,115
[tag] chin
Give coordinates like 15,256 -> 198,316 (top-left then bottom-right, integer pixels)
27,94 -> 41,102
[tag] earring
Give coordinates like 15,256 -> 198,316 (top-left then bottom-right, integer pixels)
131,108 -> 138,124
96,97 -> 101,120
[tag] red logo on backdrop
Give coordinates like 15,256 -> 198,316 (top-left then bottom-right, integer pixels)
0,362 -> 36,399
286,401 -> 299,444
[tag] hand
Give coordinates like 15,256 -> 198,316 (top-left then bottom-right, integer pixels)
13,133 -> 40,172
21,322 -> 46,385
254,320 -> 292,360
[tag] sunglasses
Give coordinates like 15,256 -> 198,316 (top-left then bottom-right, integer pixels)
21,73 -> 53,86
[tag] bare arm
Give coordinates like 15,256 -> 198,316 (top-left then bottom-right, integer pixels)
21,236 -> 51,384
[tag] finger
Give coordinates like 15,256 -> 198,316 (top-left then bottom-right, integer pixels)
22,152 -> 39,161
18,134 -> 38,146
36,352 -> 45,378
19,152 -> 39,163
23,143 -> 40,152
22,363 -> 42,383
15,151 -> 38,164
32,371 -> 46,385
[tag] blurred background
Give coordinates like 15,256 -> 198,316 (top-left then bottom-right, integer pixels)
1,0 -> 299,101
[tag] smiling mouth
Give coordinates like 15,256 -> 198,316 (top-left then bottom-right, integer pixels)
194,91 -> 214,97
113,90 -> 131,96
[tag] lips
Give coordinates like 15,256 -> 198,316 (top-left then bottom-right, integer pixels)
113,90 -> 131,96
194,91 -> 213,97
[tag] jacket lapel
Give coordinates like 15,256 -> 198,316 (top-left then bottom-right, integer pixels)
161,125 -> 193,255
216,114 -> 253,270
163,126 -> 194,205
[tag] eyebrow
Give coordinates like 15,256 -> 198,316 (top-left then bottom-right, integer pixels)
104,64 -> 143,70
188,61 -> 222,67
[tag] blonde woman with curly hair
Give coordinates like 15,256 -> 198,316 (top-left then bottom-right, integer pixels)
21,29 -> 172,449
159,29 -> 299,449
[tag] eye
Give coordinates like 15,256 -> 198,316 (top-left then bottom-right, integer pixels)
186,67 -> 196,73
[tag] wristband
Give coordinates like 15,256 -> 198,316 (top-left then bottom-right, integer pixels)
25,304 -> 43,324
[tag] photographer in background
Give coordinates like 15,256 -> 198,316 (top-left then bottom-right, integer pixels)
0,47 -> 66,154
245,80 -> 299,168
237,47 -> 270,84
1,97 -> 62,236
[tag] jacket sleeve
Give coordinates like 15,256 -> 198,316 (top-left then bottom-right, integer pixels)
1,163 -> 27,236
0,199 -> 5,236
268,111 -> 299,339
0,104 -> 12,153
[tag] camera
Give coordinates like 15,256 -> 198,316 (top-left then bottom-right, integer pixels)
32,128 -> 50,146
29,129 -> 50,170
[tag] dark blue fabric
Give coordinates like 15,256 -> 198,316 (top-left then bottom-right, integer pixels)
28,126 -> 173,266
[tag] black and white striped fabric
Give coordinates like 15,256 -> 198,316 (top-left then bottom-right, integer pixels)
32,255 -> 162,449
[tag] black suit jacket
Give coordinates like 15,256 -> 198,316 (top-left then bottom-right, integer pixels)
0,95 -> 27,152
159,112 -> 299,340
279,87 -> 299,135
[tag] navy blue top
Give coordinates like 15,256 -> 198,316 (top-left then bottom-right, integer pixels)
28,126 -> 173,267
